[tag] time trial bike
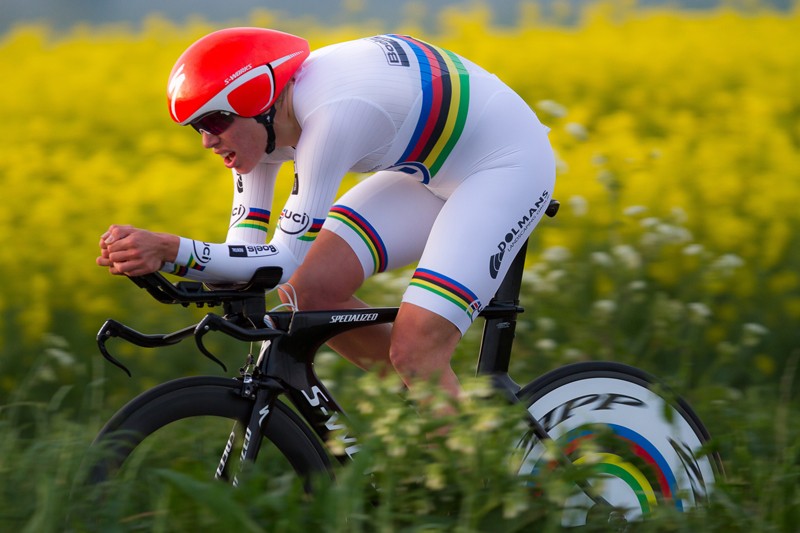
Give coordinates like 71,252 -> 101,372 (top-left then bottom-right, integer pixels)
88,199 -> 722,526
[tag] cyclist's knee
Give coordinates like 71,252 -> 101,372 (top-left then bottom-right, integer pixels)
389,305 -> 461,375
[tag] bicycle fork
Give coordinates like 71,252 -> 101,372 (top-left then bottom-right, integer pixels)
215,377 -> 283,485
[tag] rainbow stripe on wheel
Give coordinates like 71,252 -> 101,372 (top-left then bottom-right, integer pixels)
538,423 -> 684,515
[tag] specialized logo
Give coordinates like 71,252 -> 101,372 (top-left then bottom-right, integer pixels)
489,190 -> 551,279
369,35 -> 410,67
224,64 -> 253,86
329,313 -> 379,324
278,209 -> 311,235
167,64 -> 187,121
228,244 -> 279,257
236,173 -> 244,193
302,385 -> 360,459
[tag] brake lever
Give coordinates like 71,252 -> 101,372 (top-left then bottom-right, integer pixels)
194,313 -> 284,372
194,314 -> 229,373
97,320 -> 133,377
96,319 -> 198,376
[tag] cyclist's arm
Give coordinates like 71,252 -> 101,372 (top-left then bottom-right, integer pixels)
161,150 -> 301,283
270,98 -> 395,263
161,100 -> 393,283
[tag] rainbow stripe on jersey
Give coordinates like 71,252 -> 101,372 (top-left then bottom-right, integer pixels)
329,205 -> 388,273
389,35 -> 471,181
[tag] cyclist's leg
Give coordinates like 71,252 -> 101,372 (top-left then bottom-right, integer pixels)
390,90 -> 556,396
391,302 -> 462,397
282,171 -> 444,371
283,229 -> 392,371
389,167 -> 552,396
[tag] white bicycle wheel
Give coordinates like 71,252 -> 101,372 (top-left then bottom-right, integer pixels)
517,362 -> 722,526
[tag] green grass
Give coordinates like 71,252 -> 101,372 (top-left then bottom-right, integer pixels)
0,361 -> 798,532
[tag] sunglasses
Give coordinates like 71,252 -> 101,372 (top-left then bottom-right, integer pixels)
190,111 -> 236,135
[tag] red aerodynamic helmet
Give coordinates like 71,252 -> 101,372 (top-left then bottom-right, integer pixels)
167,27 -> 310,125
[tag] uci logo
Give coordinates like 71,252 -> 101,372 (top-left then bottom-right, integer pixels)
278,209 -> 310,235
192,241 -> 212,264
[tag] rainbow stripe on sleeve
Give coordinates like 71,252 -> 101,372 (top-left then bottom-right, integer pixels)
298,218 -> 326,242
235,208 -> 271,233
389,34 -> 470,180
328,205 -> 388,273
186,253 -> 205,271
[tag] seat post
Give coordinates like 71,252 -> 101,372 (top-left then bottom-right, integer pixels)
475,239 -> 528,379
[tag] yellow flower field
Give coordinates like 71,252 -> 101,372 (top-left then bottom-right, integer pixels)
1,3 -> 799,393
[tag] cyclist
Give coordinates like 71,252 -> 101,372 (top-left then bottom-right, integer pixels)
97,28 -> 556,401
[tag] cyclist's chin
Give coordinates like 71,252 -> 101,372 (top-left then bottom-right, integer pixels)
227,155 -> 256,174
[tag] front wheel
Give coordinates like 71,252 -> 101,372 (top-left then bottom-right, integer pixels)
88,376 -> 332,490
516,362 -> 722,526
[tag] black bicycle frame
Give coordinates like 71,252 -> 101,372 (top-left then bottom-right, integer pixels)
191,235 -> 538,465
97,200 -> 560,463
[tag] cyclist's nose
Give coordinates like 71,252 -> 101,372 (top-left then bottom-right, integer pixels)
201,131 -> 219,148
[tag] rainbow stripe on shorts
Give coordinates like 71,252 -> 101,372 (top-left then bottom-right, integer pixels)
328,205 -> 388,273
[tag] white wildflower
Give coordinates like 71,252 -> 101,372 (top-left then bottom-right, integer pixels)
569,195 -> 588,217
687,302 -> 712,324
592,299 -> 617,322
591,251 -> 613,267
565,121 -> 588,141
742,322 -> 769,347
640,217 -> 660,229
712,254 -> 745,271
543,246 -> 572,263
536,99 -> 568,118
623,205 -> 648,217
535,338 -> 558,352
670,206 -> 688,224
683,243 -> 705,256
612,244 -> 642,270
628,280 -> 647,291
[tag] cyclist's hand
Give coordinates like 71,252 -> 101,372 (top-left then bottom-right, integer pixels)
97,225 -> 179,276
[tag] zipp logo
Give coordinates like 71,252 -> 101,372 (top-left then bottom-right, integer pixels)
539,393 -> 645,433
489,190 -> 550,279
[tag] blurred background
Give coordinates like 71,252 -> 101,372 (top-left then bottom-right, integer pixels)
3,0 -> 794,33
2,0 -> 798,411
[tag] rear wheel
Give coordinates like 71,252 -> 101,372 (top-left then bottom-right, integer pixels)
516,362 -> 722,526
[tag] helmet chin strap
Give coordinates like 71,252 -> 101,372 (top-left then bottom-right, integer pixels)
255,106 -> 278,154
